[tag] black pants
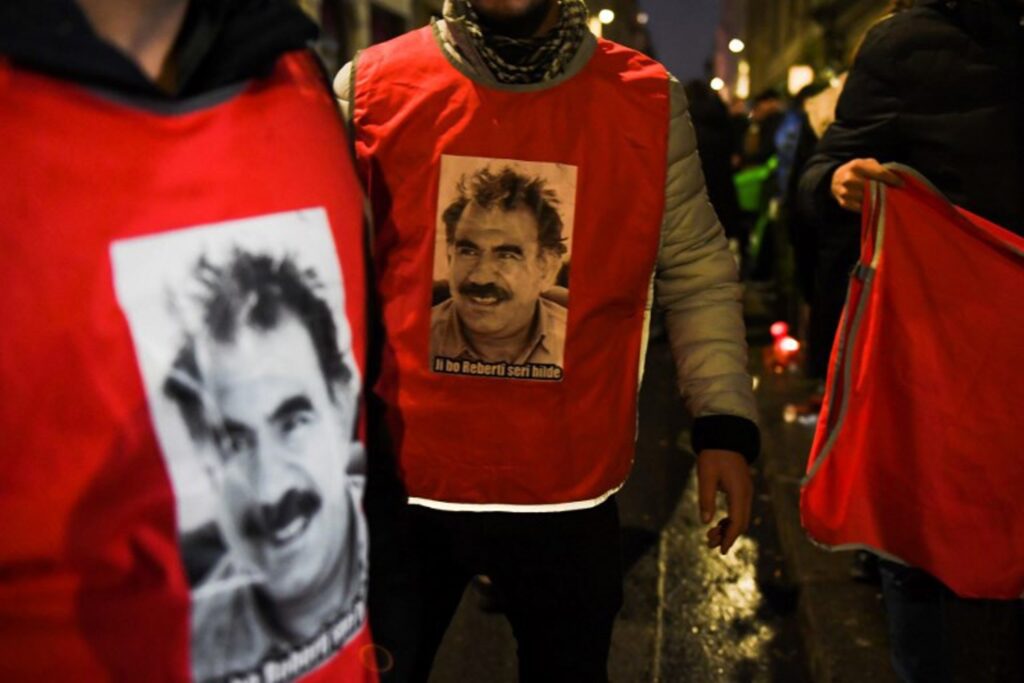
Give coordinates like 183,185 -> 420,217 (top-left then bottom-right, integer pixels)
368,497 -> 624,683
879,560 -> 1024,683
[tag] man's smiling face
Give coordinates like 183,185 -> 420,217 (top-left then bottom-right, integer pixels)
207,314 -> 354,611
448,202 -> 559,344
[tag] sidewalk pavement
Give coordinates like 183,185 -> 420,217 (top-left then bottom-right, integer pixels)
753,358 -> 899,683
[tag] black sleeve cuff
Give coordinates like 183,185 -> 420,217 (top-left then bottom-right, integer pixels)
692,415 -> 761,464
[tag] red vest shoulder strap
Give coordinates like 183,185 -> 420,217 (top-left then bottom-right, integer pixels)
356,25 -> 438,81
593,37 -> 667,78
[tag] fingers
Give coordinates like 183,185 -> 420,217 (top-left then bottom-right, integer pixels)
697,455 -> 717,525
873,166 -> 903,187
706,519 -> 726,549
834,181 -> 865,213
831,160 -> 867,212
721,474 -> 752,555
831,158 -> 904,212
852,158 -> 901,184
697,450 -> 754,555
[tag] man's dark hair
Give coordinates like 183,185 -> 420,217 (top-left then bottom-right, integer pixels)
164,249 -> 351,440
442,166 -> 567,256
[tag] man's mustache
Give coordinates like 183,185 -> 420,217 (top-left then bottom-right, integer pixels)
458,282 -> 511,302
241,488 -> 322,539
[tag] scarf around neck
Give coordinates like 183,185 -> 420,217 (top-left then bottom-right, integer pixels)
443,0 -> 590,84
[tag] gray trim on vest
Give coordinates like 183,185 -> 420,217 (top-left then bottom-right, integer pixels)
806,163 -> 1024,485
803,260 -> 876,484
804,180 -> 886,484
85,81 -> 250,115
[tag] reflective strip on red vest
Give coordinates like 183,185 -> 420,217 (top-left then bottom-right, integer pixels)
801,165 -> 1024,599
355,28 -> 670,509
0,53 -> 377,680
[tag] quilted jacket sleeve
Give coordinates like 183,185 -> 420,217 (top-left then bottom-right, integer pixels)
657,75 -> 760,462
333,58 -> 356,126
797,19 -> 902,232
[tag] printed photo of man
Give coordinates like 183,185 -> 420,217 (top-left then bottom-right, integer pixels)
163,248 -> 366,680
431,164 -> 571,372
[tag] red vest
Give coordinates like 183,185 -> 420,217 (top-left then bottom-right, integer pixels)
354,28 -> 669,509
0,54 -> 377,680
801,167 -> 1024,599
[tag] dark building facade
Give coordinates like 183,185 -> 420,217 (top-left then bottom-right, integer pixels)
302,0 -> 652,73
716,0 -> 890,98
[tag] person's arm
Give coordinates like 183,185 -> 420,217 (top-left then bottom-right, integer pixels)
657,75 -> 759,554
333,56 -> 357,130
797,18 -> 905,223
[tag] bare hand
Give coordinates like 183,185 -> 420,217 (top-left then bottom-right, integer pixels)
830,158 -> 903,212
697,449 -> 753,555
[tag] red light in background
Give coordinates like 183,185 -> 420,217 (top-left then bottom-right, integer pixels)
779,336 -> 800,353
771,334 -> 801,369
770,321 -> 789,339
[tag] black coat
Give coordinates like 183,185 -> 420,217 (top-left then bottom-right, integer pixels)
688,92 -> 745,241
796,0 -> 1023,377
799,0 -> 1023,234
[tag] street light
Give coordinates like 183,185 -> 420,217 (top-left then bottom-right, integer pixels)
736,59 -> 751,99
636,11 -> 649,25
788,64 -> 815,95
710,77 -> 725,91
598,9 -> 615,24
728,38 -> 745,54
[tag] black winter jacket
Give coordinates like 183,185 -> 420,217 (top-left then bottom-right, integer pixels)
795,0 -> 1022,379
798,0 -> 1024,236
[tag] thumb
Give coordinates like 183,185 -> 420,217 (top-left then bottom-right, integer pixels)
859,159 -> 902,186
697,458 -> 717,524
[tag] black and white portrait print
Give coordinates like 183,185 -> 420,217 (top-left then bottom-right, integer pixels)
430,155 -> 577,381
110,208 -> 367,682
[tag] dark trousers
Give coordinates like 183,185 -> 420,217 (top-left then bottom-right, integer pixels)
879,560 -> 1024,683
879,560 -> 952,683
367,497 -> 624,683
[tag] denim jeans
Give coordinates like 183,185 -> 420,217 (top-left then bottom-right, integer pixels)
878,559 -> 952,683
879,560 -> 1024,683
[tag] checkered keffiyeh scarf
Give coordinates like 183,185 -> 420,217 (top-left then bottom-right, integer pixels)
444,0 -> 590,84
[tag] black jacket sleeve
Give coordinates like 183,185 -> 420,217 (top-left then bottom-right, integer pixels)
796,17 -> 905,232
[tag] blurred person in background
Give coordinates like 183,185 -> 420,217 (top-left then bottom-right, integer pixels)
728,97 -> 751,170
794,0 -> 918,386
685,79 -> 745,251
742,88 -> 785,166
797,0 -> 1023,680
776,83 -> 826,339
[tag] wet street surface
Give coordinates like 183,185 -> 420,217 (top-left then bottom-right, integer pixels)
430,335 -> 810,682
426,308 -> 1022,683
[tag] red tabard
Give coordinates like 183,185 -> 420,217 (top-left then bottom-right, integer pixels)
0,54 -> 377,680
801,167 -> 1024,599
354,28 -> 670,509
